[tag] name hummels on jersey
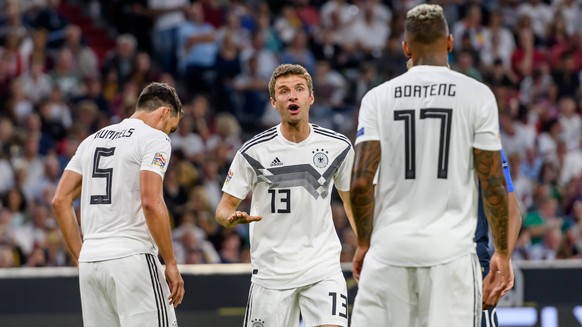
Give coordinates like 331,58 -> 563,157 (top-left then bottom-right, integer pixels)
395,83 -> 456,98
93,128 -> 135,140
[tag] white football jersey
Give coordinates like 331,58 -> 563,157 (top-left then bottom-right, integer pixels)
65,118 -> 172,262
223,123 -> 354,289
355,65 -> 501,267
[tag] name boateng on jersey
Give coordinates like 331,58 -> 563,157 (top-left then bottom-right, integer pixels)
355,65 -> 502,267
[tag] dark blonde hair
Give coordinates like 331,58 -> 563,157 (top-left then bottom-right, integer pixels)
268,64 -> 313,99
405,4 -> 449,44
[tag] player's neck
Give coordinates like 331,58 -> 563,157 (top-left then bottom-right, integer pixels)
280,121 -> 310,143
131,111 -> 158,130
412,54 -> 449,67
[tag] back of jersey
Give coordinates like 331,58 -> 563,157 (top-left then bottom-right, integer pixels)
356,65 -> 501,266
65,118 -> 172,262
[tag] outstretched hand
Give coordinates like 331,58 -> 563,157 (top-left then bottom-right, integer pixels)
482,253 -> 512,310
226,211 -> 262,228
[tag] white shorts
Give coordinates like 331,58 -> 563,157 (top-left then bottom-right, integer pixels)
351,253 -> 482,327
79,254 -> 177,327
244,272 -> 348,327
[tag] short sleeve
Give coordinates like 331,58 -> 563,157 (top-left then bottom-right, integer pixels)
221,151 -> 255,200
140,134 -> 172,178
65,138 -> 89,175
473,97 -> 502,151
501,149 -> 515,193
355,90 -> 380,145
334,145 -> 354,192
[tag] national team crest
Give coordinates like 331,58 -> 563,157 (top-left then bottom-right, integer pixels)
312,148 -> 329,168
251,319 -> 265,327
152,152 -> 166,169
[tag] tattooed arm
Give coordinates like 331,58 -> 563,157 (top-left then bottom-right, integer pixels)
474,148 -> 511,309
350,141 -> 381,281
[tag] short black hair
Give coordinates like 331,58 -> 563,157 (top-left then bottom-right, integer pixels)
405,4 -> 449,44
136,82 -> 182,116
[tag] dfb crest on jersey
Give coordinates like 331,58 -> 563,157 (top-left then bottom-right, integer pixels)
312,148 -> 329,168
251,318 -> 265,327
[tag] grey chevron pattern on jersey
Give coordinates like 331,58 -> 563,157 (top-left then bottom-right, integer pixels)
242,145 -> 351,199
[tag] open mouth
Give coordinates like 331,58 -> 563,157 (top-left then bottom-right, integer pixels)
288,104 -> 300,114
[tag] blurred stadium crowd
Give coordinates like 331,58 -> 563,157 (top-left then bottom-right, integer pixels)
0,0 -> 581,267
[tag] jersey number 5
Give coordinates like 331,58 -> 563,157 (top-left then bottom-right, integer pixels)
394,108 -> 452,179
90,147 -> 116,205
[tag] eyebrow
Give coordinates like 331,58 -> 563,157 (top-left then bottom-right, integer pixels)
277,82 -> 306,90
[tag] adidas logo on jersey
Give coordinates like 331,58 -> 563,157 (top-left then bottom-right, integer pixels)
270,157 -> 283,167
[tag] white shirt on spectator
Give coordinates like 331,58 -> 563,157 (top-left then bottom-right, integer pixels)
149,0 -> 187,30
170,131 -> 205,158
517,2 -> 553,38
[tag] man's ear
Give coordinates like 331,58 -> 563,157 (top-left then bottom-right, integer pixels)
402,40 -> 412,58
447,34 -> 454,53
270,97 -> 277,109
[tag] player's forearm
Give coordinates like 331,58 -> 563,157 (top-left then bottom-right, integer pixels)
143,199 -> 177,265
215,205 -> 233,227
474,148 -> 510,255
215,194 -> 242,228
51,200 -> 82,263
338,190 -> 357,236
350,142 -> 381,246
508,192 -> 522,256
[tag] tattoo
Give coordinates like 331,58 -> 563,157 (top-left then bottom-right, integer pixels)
474,148 -> 509,254
350,141 -> 381,245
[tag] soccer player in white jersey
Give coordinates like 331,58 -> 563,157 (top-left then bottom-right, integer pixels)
349,4 -> 511,327
215,64 -> 355,327
51,82 -> 185,327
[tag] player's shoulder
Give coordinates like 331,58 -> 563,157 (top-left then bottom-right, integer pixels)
239,125 -> 279,154
311,124 -> 352,147
448,69 -> 495,98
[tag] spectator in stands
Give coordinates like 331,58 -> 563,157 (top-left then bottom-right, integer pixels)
482,10 -> 516,70
13,204 -> 52,258
50,48 -> 82,98
342,1 -> 390,59
213,31 -> 242,113
129,52 -> 161,92
62,24 -> 98,80
232,56 -> 269,128
102,34 -> 137,87
170,115 -> 205,163
517,0 -> 552,40
177,2 -> 217,96
18,57 -> 53,105
12,133 -> 45,201
134,0 -> 188,76
29,0 -> 69,49
279,30 -> 316,75
511,28 -> 547,81
273,5 -> 301,46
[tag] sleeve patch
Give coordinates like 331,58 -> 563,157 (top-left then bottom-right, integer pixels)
152,152 -> 167,169
224,169 -> 234,186
356,127 -> 365,138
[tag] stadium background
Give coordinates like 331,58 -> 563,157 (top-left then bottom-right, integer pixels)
0,0 -> 581,326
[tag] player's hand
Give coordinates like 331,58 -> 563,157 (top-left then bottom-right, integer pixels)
352,245 -> 369,282
165,263 -> 185,308
501,258 -> 515,297
482,253 -> 511,310
226,211 -> 262,228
